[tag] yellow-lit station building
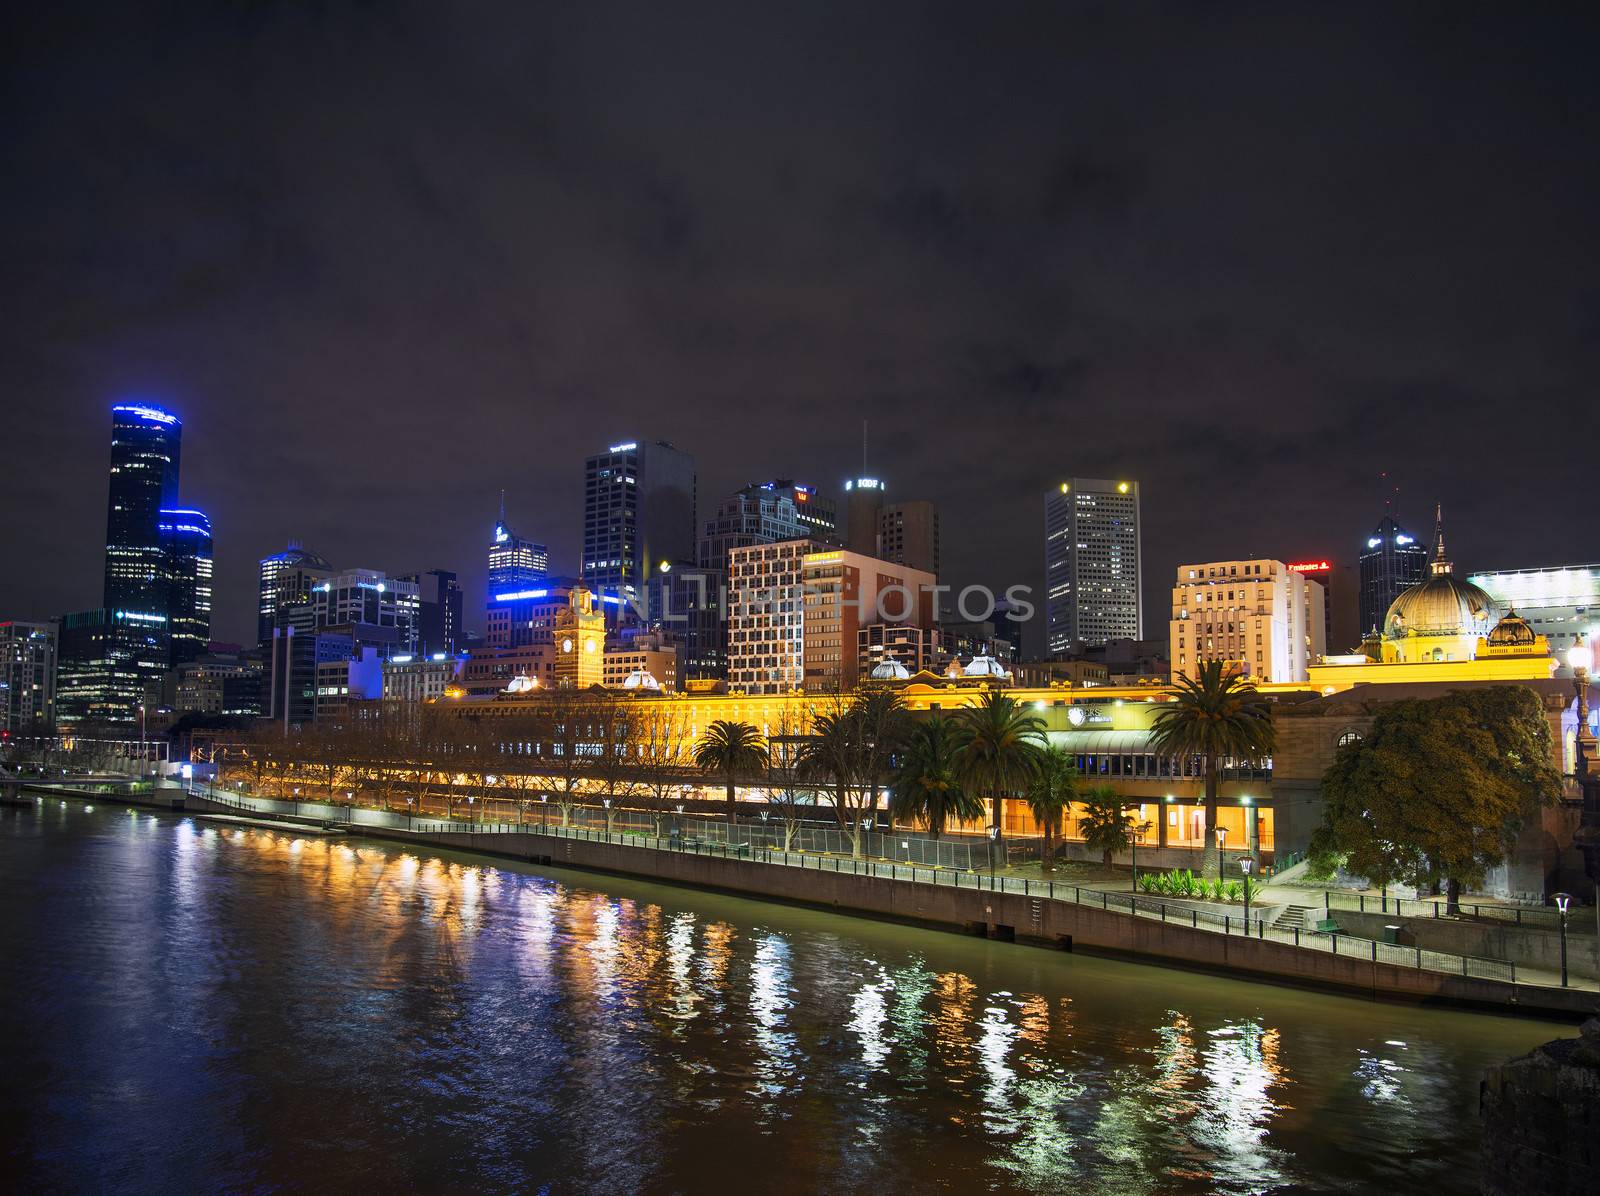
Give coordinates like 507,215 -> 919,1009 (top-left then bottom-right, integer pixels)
449,525 -> 1590,900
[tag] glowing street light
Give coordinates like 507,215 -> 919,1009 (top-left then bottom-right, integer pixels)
1553,892 -> 1573,987
1240,855 -> 1256,933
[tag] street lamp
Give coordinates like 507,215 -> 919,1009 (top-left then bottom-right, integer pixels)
1240,856 -> 1256,934
603,797 -> 612,837
987,825 -> 999,889
1130,816 -> 1151,893
1553,891 -> 1573,987
540,793 -> 549,832
1215,824 -> 1229,876
1568,636 -> 1600,945
292,786 -> 300,815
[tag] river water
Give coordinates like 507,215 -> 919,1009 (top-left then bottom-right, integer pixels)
0,801 -> 1564,1194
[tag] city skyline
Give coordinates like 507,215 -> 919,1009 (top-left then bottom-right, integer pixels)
2,5 -> 1594,646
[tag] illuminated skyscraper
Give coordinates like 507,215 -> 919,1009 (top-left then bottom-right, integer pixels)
1357,515 -> 1427,635
103,403 -> 181,614
489,504 -> 549,596
1045,478 -> 1143,652
160,508 -> 212,667
583,440 -> 696,596
258,542 -> 333,646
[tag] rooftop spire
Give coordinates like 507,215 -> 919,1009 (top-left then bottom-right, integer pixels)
1429,503 -> 1452,576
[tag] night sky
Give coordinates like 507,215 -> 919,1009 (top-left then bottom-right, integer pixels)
4,2 -> 1597,648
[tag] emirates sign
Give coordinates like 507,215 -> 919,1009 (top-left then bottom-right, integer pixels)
1288,560 -> 1332,573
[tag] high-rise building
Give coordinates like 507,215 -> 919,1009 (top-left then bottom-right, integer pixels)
485,578 -> 580,650
55,608 -> 168,726
582,440 -> 697,597
1169,559 -> 1325,684
726,539 -> 818,693
159,508 -> 212,667
0,621 -> 57,735
842,478 -> 939,574
258,543 -> 333,647
1045,478 -> 1143,653
103,404 -> 181,615
843,477 -> 886,556
1469,563 -> 1599,668
311,569 -> 419,653
699,485 -> 810,573
489,503 -> 549,596
801,548 -> 935,692
402,568 -> 463,656
877,499 -> 940,576
1358,514 -> 1427,635
1285,559 -> 1360,656
172,651 -> 264,717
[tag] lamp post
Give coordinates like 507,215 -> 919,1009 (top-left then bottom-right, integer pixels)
292,786 -> 300,816
1553,892 -> 1572,987
1131,816 -> 1151,893
603,797 -> 613,837
987,825 -> 999,889
540,794 -> 548,832
1215,824 -> 1229,877
1240,856 -> 1256,934
1568,636 -> 1600,945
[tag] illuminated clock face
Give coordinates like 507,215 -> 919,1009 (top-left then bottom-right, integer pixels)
561,638 -> 573,653
1067,706 -> 1087,727
584,638 -> 597,653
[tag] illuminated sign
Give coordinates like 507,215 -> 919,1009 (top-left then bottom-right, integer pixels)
494,589 -> 549,601
608,441 -> 638,453
112,403 -> 179,426
1288,561 -> 1332,574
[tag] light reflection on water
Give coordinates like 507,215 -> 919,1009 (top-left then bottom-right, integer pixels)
0,804 -> 1566,1195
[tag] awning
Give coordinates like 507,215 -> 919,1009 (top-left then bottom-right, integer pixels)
1049,729 -> 1155,753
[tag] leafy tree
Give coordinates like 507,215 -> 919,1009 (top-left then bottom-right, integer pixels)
891,716 -> 984,838
1147,660 -> 1275,876
1023,745 -> 1078,870
797,692 -> 909,857
1077,782 -> 1137,867
1310,686 -> 1563,912
953,691 -> 1045,844
693,719 -> 767,825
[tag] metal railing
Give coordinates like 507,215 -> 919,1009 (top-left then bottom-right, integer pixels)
187,785 -> 1545,991
1319,889 -> 1562,931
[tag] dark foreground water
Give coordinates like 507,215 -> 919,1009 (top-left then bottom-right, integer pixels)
0,802 -> 1566,1194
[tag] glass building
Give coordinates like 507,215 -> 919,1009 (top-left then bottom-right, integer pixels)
103,404 -> 181,615
258,543 -> 333,646
160,508 -> 212,667
1357,515 -> 1427,635
1045,478 -> 1143,653
0,621 -> 57,734
583,440 -> 696,597
1469,563 -> 1599,667
489,517 -> 549,596
55,608 -> 168,726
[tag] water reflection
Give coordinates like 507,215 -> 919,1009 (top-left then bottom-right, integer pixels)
0,806 -> 1565,1195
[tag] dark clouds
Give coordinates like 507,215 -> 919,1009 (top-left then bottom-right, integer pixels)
2,1 -> 1596,646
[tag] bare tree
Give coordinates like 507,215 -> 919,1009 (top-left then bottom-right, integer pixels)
634,703 -> 695,836
765,703 -> 815,852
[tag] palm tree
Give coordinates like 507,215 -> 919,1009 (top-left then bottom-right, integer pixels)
953,691 -> 1046,851
1147,660 -> 1275,877
1077,782 -> 1136,867
1024,745 -> 1077,871
693,720 -> 768,825
891,716 -> 984,838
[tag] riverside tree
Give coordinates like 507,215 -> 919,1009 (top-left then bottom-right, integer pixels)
693,718 -> 767,826
1076,782 -> 1139,868
1147,661 -> 1275,878
1023,745 -> 1078,870
1310,686 -> 1562,912
890,715 -> 983,839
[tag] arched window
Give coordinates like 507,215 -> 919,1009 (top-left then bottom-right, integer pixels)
1337,730 -> 1362,748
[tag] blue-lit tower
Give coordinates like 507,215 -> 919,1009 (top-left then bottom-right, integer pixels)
1358,514 -> 1428,635
489,496 -> 549,597
160,508 -> 213,667
103,403 -> 182,615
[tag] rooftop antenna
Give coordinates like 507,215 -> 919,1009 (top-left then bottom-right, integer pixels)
498,488 -> 506,524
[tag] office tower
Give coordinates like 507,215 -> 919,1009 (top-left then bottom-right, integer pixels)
726,539 -> 819,693
55,608 -> 168,725
699,485 -> 810,574
172,650 -> 264,717
1286,559 -> 1360,656
311,569 -> 419,653
1358,515 -> 1427,635
258,542 -> 333,646
583,440 -> 697,597
1468,563 -> 1599,666
759,479 -> 837,540
877,499 -> 940,576
160,508 -> 212,667
0,621 -> 57,734
485,580 -> 578,650
103,403 -> 181,614
645,560 -> 725,684
800,548 -> 935,692
1045,478 -> 1143,653
1169,559 -> 1325,685
843,476 -> 885,556
489,501 -> 549,596
402,568 -> 463,656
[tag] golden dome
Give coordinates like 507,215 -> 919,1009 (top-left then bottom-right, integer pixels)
1382,506 -> 1498,642
1485,608 -> 1536,648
